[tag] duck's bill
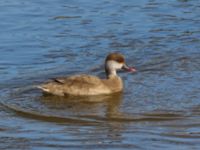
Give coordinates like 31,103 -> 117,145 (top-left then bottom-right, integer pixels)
122,64 -> 137,72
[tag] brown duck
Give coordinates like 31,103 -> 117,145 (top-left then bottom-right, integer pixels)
37,53 -> 136,96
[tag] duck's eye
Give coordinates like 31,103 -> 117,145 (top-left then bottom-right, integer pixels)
115,57 -> 124,63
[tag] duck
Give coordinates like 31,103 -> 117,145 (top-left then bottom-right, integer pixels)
37,53 -> 136,96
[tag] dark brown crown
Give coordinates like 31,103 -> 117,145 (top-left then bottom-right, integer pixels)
105,53 -> 125,63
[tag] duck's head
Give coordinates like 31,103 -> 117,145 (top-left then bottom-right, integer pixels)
105,53 -> 136,78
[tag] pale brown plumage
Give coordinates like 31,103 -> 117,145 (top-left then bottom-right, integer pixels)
37,53 -> 136,96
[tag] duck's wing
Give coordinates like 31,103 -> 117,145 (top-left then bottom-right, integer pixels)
39,74 -> 111,96
52,74 -> 103,87
52,77 -> 69,84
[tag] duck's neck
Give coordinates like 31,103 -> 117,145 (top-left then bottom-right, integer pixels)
103,71 -> 123,92
106,68 -> 117,79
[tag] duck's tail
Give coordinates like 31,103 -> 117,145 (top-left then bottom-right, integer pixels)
36,85 -> 50,92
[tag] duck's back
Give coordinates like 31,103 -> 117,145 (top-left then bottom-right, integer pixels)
39,74 -> 112,96
55,74 -> 102,85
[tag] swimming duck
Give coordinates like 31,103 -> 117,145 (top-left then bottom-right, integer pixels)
38,53 -> 136,96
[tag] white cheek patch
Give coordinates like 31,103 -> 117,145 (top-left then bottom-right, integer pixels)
106,60 -> 123,70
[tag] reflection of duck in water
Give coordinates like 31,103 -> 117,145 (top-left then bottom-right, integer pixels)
40,92 -> 123,117
38,53 -> 136,96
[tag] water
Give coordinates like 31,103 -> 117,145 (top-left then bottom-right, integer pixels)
0,0 -> 200,149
